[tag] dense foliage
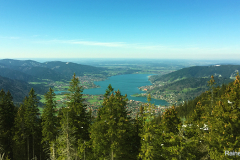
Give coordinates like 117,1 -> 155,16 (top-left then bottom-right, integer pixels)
1,74 -> 240,159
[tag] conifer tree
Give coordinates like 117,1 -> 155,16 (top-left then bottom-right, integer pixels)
24,88 -> 40,160
0,90 -> 15,159
159,106 -> 182,159
41,87 -> 58,157
13,97 -> 28,160
89,114 -> 109,159
90,84 -> 132,159
207,74 -> 240,159
182,102 -> 209,159
13,88 -> 41,160
67,73 -> 89,140
139,94 -> 160,159
129,108 -> 143,159
175,76 -> 219,159
207,75 -> 216,113
0,89 -> 6,154
66,73 -> 90,158
56,108 -> 77,160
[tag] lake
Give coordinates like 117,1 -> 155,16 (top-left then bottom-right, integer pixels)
82,74 -> 168,106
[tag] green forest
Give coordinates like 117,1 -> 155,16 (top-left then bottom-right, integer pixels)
1,74 -> 240,160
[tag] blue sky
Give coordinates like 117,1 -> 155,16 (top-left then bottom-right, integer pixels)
0,0 -> 239,59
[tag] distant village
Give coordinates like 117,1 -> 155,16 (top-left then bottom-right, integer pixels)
39,75 -> 171,118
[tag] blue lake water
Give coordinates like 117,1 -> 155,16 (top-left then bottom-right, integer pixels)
81,74 -> 168,106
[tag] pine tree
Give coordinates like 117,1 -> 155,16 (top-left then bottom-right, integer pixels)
0,89 -> 6,154
90,84 -> 132,159
67,74 -> 89,141
207,75 -> 216,113
41,87 -> 58,157
13,97 -> 28,160
139,94 -> 160,160
160,106 -> 182,159
0,90 -> 15,159
66,73 -> 90,159
89,114 -> 109,159
129,109 -> 142,159
13,88 -> 41,160
56,108 -> 77,160
182,102 -> 209,159
24,88 -> 40,160
207,74 -> 240,159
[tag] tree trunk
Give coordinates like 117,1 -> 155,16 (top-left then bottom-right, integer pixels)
111,149 -> 114,160
111,138 -> 114,160
40,146 -> 41,160
27,136 -> 29,160
33,135 -> 34,159
52,143 -> 55,160
67,111 -> 70,160
84,141 -> 85,160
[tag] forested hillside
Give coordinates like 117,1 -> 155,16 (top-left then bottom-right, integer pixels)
0,68 -> 39,82
0,59 -> 108,82
0,76 -> 48,103
43,61 -> 108,78
144,65 -> 239,104
176,77 -> 230,120
150,77 -> 233,102
15,66 -> 68,81
150,65 -> 240,83
1,74 -> 240,159
0,59 -> 43,68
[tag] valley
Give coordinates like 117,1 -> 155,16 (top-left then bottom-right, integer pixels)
1,58 -> 240,115
34,73 -> 168,117
133,65 -> 239,105
1,58 -> 240,160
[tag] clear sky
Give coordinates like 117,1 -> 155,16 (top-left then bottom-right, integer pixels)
0,0 -> 239,60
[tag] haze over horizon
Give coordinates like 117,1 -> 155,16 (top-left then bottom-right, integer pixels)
0,0 -> 239,60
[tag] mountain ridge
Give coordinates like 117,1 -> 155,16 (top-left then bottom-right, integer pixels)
145,65 -> 239,104
150,65 -> 240,83
0,59 -> 108,82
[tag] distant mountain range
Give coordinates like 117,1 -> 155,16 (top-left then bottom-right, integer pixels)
1,59 -> 240,104
43,61 -> 108,78
0,59 -> 108,103
0,59 -> 108,82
